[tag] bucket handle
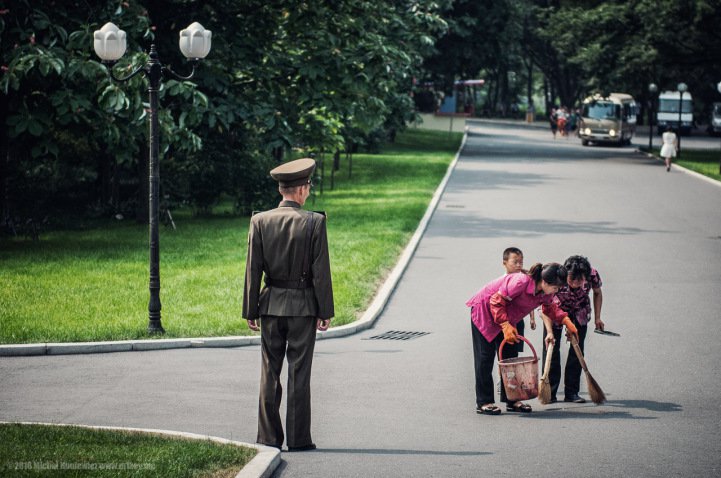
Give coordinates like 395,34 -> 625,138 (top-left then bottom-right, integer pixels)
498,335 -> 538,362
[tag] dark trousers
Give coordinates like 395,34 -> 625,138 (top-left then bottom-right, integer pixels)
542,316 -> 588,399
258,315 -> 317,448
471,321 -> 518,406
516,319 -> 525,352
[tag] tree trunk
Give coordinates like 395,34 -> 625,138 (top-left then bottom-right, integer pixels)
98,154 -> 111,210
0,93 -> 8,221
526,61 -> 533,107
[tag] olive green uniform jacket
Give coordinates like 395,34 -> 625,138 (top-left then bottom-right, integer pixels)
242,200 -> 334,320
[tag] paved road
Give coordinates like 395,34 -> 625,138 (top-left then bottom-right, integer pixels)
2,124 -> 721,477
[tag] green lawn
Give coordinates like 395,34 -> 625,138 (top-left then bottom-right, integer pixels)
676,149 -> 721,181
0,424 -> 255,478
0,129 -> 463,344
646,146 -> 721,181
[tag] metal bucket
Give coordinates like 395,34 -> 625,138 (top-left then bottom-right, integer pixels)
498,335 -> 539,401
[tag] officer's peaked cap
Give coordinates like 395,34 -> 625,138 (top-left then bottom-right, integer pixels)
270,157 -> 316,187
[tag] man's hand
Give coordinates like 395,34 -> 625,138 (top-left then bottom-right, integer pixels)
595,319 -> 605,331
317,319 -> 331,331
247,319 -> 260,332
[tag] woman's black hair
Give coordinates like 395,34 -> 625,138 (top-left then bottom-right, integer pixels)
564,255 -> 592,281
527,262 -> 567,286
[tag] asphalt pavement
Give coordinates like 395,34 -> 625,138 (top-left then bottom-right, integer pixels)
2,123 -> 721,477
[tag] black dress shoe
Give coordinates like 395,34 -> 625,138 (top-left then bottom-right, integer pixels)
564,394 -> 586,403
287,443 -> 317,452
549,397 -> 558,404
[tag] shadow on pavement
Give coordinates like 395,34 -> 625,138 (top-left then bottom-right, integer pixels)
604,399 -> 683,412
449,168 -> 554,191
523,399 -> 682,419
317,448 -> 490,456
521,408 -> 656,420
271,449 -> 491,476
427,213 -> 660,239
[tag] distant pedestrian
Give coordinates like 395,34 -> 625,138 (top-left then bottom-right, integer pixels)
243,157 -> 334,452
660,126 -> 678,172
466,263 -> 578,415
549,108 -> 558,139
557,107 -> 568,138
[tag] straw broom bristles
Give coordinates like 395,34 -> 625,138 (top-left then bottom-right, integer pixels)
570,336 -> 606,405
538,341 -> 554,405
585,370 -> 607,405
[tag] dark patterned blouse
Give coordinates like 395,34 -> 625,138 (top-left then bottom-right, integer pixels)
553,268 -> 602,326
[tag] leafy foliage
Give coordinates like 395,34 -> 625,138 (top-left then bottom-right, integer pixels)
1,0 -> 447,224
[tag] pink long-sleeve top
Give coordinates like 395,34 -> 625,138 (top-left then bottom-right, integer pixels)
466,272 -> 569,342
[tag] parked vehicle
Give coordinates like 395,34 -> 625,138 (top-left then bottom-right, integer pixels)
656,90 -> 693,135
578,93 -> 637,146
707,102 -> 721,135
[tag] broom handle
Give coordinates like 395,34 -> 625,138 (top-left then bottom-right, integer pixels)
570,336 -> 590,373
542,341 -> 554,379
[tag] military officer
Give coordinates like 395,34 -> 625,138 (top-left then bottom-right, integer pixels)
242,157 -> 334,452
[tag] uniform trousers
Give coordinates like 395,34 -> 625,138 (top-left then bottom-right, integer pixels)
258,315 -> 316,448
471,321 -> 518,406
542,315 -> 588,399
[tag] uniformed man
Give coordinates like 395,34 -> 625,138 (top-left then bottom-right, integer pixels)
242,157 -> 334,452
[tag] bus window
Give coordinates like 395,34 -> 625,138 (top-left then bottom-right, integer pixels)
582,102 -> 619,120
659,99 -> 692,113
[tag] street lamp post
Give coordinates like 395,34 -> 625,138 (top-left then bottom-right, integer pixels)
648,83 -> 657,151
93,22 -> 211,334
677,82 -> 688,158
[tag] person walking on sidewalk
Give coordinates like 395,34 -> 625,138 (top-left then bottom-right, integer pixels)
466,263 -> 578,415
660,126 -> 678,172
243,157 -> 334,452
542,255 -> 604,403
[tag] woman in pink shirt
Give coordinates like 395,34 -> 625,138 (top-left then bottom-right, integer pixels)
466,263 -> 578,415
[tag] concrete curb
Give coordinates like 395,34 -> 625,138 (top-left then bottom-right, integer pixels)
635,148 -> 721,188
0,421 -> 280,478
0,337 -> 263,357
0,133 -> 468,357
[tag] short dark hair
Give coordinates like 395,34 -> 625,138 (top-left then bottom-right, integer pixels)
503,247 -> 523,262
564,255 -> 592,281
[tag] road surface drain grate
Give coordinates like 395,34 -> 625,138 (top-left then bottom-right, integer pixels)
364,330 -> 430,341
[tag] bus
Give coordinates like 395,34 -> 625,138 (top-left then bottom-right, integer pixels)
656,90 -> 693,135
578,93 -> 637,146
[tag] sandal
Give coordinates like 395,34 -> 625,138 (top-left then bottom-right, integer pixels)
476,403 -> 501,415
506,402 -> 532,413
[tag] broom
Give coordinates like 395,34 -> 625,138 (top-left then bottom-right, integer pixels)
538,340 -> 554,404
569,335 -> 606,404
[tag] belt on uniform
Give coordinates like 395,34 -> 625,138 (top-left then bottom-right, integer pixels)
265,277 -> 312,289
